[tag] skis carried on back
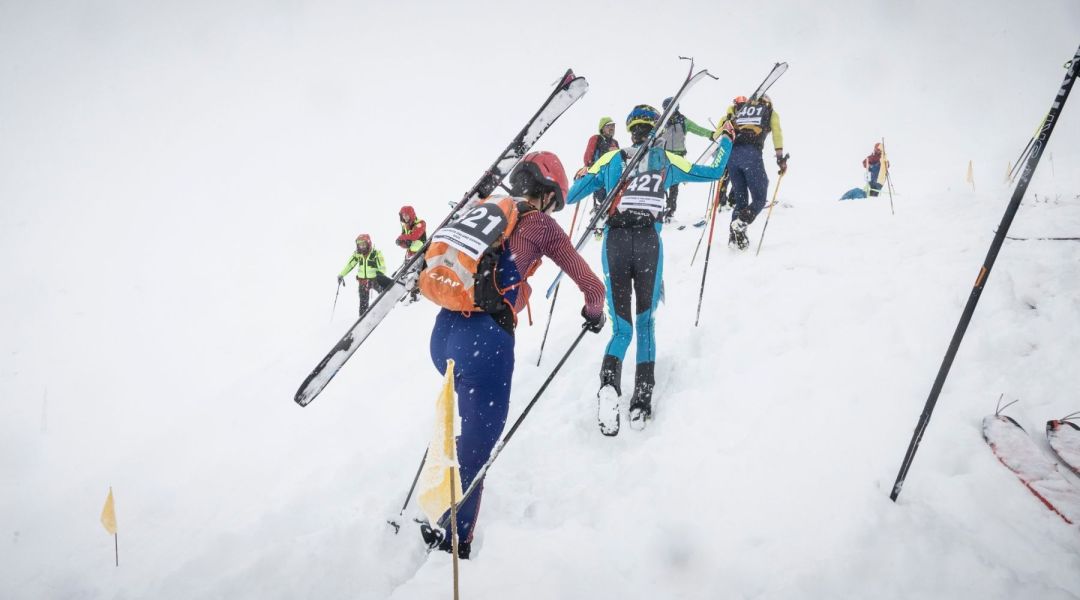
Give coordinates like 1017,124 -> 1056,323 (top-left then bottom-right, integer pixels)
545,57 -> 718,298
295,69 -> 589,407
749,62 -> 788,102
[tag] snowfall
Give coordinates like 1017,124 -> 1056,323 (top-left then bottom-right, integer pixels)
3,2 -> 1080,599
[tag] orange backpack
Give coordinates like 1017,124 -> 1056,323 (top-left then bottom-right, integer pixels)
419,197 -> 525,313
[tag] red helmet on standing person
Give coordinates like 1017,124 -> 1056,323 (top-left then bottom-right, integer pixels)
355,233 -> 372,251
509,151 -> 569,212
399,205 -> 417,223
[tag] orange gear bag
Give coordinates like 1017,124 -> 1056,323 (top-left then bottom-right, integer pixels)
419,197 -> 522,313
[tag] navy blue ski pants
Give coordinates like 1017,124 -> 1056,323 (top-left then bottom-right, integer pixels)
728,143 -> 770,222
868,162 -> 883,196
429,309 -> 514,544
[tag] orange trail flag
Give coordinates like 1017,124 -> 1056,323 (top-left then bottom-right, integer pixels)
418,360 -> 463,524
966,160 -> 976,190
100,487 -> 117,535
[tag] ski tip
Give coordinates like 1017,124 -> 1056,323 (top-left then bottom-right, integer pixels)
295,378 -> 320,407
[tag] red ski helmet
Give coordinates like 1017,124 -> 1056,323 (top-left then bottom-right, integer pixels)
510,151 -> 569,212
399,205 -> 417,223
355,233 -> 372,250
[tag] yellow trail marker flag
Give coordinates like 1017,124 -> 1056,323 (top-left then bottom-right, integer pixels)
100,487 -> 117,535
418,360 -> 463,524
966,160 -> 976,190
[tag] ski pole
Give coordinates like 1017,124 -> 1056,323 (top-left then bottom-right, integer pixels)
692,176 -> 724,266
755,158 -> 788,256
694,182 -> 725,326
890,45 -> 1080,502
331,280 -> 343,321
881,138 -> 895,215
537,201 -> 583,366
1007,112 -> 1050,182
438,328 -> 589,530
387,448 -> 428,534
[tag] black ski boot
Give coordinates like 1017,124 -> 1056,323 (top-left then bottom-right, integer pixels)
420,522 -> 471,559
628,362 -> 655,431
597,355 -> 622,436
729,209 -> 753,251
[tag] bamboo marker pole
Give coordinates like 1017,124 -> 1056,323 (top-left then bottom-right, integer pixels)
450,468 -> 460,599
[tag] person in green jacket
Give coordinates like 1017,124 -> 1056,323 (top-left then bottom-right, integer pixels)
338,233 -> 390,315
660,97 -> 714,222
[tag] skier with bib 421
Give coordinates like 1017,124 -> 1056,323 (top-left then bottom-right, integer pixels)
659,96 -> 714,223
337,233 -> 391,315
713,95 -> 786,250
567,104 -> 734,435
417,151 -> 606,559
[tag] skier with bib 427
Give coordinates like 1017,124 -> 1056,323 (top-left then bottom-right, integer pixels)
713,95 -> 786,250
417,151 -> 606,558
660,97 -> 714,222
567,104 -> 734,435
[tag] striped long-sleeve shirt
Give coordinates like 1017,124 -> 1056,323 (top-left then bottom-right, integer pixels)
507,210 -> 605,319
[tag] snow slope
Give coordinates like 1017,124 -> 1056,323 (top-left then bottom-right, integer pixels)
2,1 -> 1080,599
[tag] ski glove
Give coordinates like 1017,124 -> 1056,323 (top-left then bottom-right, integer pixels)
582,307 -> 605,333
337,275 -> 345,286
776,151 -> 789,175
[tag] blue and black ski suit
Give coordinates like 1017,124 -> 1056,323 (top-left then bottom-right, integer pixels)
566,137 -> 731,399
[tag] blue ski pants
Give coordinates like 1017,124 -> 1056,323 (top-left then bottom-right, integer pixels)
728,143 -> 770,222
868,162 -> 883,196
429,309 -> 515,544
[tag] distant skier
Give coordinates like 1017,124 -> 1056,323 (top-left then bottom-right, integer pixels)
660,96 -> 714,222
337,233 -> 390,316
862,143 -> 888,197
419,151 -> 606,559
396,205 -> 427,259
712,95 -> 787,250
581,117 -> 620,212
568,104 -> 734,434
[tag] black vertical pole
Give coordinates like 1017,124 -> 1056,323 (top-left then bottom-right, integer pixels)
891,46 -> 1080,502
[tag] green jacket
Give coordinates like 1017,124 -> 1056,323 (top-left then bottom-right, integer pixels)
339,249 -> 387,280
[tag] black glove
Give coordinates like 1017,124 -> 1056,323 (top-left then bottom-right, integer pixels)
337,275 -> 345,286
776,152 -> 789,175
582,307 -> 605,333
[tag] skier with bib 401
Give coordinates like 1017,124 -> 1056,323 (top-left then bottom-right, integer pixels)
712,95 -> 786,250
417,151 -> 606,559
567,104 -> 734,435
